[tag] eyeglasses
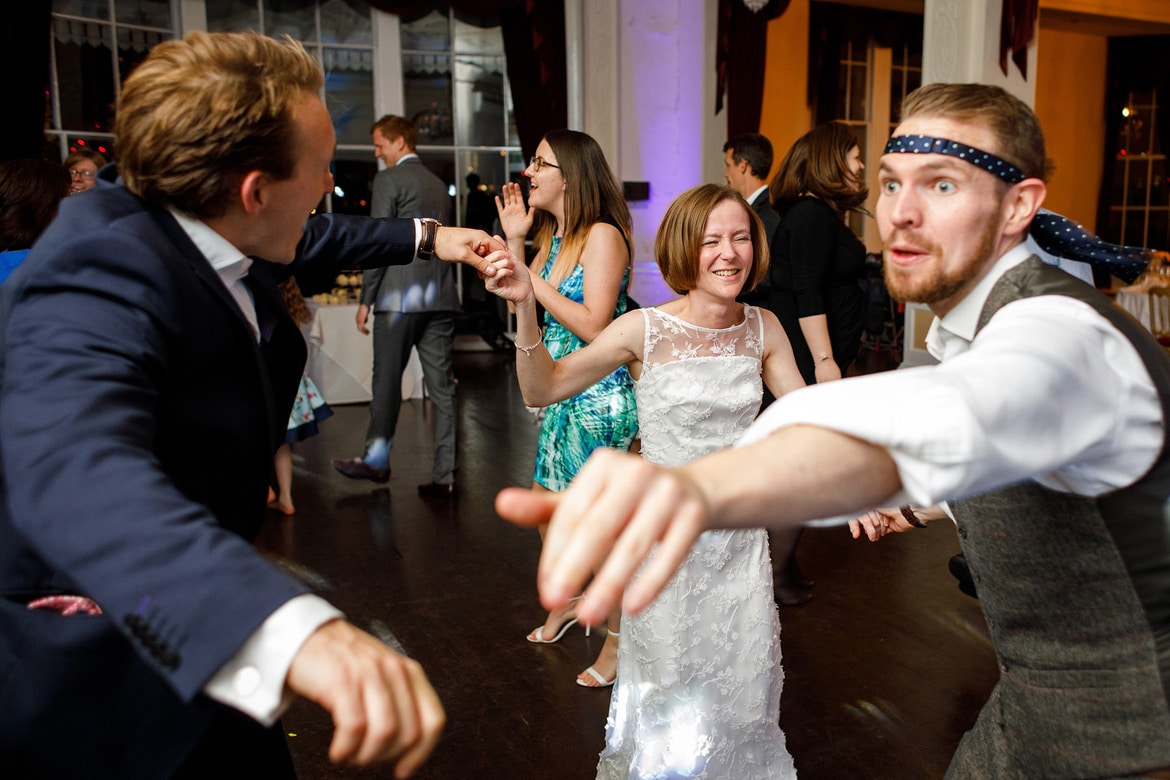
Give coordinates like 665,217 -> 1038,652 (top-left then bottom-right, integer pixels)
69,169 -> 95,179
529,156 -> 561,173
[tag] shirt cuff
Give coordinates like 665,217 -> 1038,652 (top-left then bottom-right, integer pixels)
203,594 -> 344,725
413,218 -> 422,259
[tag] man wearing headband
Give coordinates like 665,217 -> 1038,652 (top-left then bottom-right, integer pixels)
496,82 -> 1170,776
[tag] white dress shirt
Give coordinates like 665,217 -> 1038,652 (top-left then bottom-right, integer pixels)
168,208 -> 344,724
743,243 -> 1163,517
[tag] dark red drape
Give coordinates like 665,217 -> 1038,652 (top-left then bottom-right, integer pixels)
999,0 -> 1039,80
3,0 -> 52,162
715,0 -> 790,138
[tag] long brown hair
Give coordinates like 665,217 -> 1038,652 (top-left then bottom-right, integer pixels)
769,122 -> 868,216
0,159 -> 71,250
531,130 -> 632,286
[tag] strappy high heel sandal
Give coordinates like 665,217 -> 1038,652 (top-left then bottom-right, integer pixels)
526,597 -> 582,644
576,628 -> 619,688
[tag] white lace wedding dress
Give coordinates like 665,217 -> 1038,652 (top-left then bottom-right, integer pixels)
596,306 -> 797,780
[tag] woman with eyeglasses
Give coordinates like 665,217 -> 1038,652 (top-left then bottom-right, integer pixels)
63,149 -> 108,195
495,130 -> 636,688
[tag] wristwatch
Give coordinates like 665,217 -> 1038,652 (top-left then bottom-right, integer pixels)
418,218 -> 441,260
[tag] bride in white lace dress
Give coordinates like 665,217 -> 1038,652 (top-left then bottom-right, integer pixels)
485,184 -> 806,779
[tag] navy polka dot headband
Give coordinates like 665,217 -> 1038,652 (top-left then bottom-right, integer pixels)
884,135 -> 1027,184
884,134 -> 1152,284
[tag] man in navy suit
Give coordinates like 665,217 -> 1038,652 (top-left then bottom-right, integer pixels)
0,31 -> 499,777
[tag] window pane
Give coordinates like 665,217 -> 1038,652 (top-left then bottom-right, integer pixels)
454,17 -> 502,54
455,54 -> 505,146
323,47 -> 375,146
54,19 -> 116,134
401,10 -> 449,52
320,0 -> 372,46
331,152 -> 377,216
53,0 -> 110,20
266,0 -> 318,42
1124,209 -> 1147,246
1148,209 -> 1168,250
117,26 -> 169,85
206,0 -> 259,32
1120,110 -> 1151,155
404,53 -> 453,145
1127,160 -> 1150,206
416,151 -> 457,221
849,65 -> 867,122
1152,159 -> 1168,207
459,149 -> 507,230
115,0 -> 171,28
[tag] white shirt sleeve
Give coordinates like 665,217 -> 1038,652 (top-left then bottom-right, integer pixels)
744,295 -> 1162,507
203,594 -> 344,725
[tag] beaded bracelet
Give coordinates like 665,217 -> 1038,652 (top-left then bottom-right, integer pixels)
514,328 -> 544,356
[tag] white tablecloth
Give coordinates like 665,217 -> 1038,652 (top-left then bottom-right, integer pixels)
304,302 -> 423,404
1115,289 -> 1150,331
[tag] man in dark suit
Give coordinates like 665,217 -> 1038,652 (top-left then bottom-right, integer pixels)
333,116 -> 461,499
0,32 -> 499,778
723,133 -> 780,243
724,133 -> 780,309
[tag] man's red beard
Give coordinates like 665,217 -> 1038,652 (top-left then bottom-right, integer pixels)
882,216 -> 1000,307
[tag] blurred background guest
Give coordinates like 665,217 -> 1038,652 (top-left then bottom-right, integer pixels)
764,122 -> 870,606
64,148 -> 108,195
0,158 -> 70,284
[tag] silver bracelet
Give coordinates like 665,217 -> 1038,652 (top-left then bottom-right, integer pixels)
514,328 -> 544,356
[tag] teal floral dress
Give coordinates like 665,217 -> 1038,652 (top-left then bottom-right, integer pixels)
533,236 -> 638,491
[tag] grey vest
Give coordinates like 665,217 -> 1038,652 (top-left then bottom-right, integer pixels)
947,256 -> 1170,778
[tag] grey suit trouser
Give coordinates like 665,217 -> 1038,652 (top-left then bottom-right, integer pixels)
367,310 -> 457,483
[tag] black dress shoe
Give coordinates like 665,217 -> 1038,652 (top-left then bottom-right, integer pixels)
332,457 -> 390,483
417,481 -> 457,500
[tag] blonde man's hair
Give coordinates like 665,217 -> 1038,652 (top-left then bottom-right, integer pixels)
655,184 -> 769,296
371,115 -> 418,150
116,31 -> 324,218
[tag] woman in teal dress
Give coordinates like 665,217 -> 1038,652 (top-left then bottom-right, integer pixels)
496,130 -> 636,687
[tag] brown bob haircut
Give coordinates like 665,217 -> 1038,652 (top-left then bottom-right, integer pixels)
115,31 -> 324,219
655,184 -> 770,296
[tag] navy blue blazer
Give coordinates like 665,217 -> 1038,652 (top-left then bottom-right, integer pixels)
0,186 -> 420,775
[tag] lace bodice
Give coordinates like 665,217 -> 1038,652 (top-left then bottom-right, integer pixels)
635,306 -> 764,467
597,305 -> 796,780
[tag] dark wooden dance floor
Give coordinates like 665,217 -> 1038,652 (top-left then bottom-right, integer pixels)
257,345 -> 997,780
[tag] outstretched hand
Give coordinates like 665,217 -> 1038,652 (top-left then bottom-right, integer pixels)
482,247 -> 533,305
494,182 -> 534,240
433,227 -> 506,277
286,620 -> 445,777
848,507 -> 912,541
495,449 -> 709,627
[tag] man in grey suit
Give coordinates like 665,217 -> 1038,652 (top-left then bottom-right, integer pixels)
333,115 -> 461,499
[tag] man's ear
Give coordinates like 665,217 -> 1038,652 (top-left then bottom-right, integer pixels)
239,170 -> 267,217
1004,178 -> 1046,239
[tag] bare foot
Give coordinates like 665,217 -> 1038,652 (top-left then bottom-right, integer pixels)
527,602 -> 578,643
577,630 -> 619,687
268,499 -> 295,516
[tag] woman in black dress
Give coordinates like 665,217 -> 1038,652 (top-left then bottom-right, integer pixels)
766,122 -> 869,604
